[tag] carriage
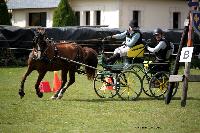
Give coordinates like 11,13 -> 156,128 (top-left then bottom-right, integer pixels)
94,39 -> 178,100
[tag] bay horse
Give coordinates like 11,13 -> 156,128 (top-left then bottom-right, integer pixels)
19,29 -> 98,99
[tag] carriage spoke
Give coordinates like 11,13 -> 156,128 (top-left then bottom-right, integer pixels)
149,72 -> 169,99
117,71 -> 142,100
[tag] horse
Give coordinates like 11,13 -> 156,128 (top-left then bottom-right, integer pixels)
19,30 -> 98,99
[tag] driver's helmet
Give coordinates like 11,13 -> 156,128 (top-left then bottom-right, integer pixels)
129,20 -> 139,29
153,28 -> 163,35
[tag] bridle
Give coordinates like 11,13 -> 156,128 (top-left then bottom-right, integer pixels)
33,31 -> 50,59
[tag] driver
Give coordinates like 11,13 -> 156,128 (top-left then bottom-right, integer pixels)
103,20 -> 143,65
147,28 -> 171,62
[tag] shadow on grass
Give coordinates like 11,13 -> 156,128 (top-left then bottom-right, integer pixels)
63,98 -> 126,102
167,96 -> 200,101
60,96 -> 155,102
56,96 -> 200,103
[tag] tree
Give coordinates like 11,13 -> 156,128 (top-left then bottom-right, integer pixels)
0,0 -> 11,25
53,0 -> 77,27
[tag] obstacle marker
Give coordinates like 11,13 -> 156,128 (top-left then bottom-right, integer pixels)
53,71 -> 62,92
100,77 -> 114,90
39,81 -> 51,93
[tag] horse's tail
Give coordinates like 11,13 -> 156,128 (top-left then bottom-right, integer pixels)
83,47 -> 98,80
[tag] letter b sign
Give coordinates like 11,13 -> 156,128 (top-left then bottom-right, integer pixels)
180,47 -> 194,62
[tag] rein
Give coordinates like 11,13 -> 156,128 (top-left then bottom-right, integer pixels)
55,44 -> 98,70
58,56 -> 98,70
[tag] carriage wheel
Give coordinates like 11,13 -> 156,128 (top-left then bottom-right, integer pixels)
132,64 -> 154,97
149,72 -> 169,98
142,72 -> 154,97
117,70 -> 143,100
94,73 -> 118,98
131,64 -> 143,73
149,71 -> 178,99
149,72 -> 179,99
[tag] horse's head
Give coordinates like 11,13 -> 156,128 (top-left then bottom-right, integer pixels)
33,28 -> 48,59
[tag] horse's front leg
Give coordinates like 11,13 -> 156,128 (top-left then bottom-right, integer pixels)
51,70 -> 68,100
19,66 -> 33,98
57,70 -> 75,99
35,71 -> 47,98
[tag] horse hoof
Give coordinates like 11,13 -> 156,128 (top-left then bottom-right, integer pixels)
51,96 -> 57,100
19,91 -> 25,99
37,92 -> 43,98
56,94 -> 63,99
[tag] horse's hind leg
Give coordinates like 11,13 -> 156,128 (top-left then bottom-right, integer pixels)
35,71 -> 47,98
51,70 -> 68,100
57,70 -> 75,99
19,67 -> 33,98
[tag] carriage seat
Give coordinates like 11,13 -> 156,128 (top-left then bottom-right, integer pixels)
125,44 -> 145,64
127,44 -> 145,58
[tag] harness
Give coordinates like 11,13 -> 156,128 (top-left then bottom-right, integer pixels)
33,37 -> 97,73
33,38 -> 51,62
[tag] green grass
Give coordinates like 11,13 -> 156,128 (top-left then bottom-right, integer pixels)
0,67 -> 200,133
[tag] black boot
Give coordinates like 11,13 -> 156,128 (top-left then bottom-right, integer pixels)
106,53 -> 120,65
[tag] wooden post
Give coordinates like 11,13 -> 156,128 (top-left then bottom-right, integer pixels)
181,0 -> 198,107
165,21 -> 189,104
165,10 -> 191,104
181,63 -> 190,107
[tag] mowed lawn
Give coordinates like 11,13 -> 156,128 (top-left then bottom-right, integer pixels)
0,67 -> 200,133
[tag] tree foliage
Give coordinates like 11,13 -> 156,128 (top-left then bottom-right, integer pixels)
0,0 -> 11,25
53,0 -> 76,27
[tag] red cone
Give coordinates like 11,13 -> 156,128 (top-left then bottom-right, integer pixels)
53,71 -> 62,92
39,81 -> 51,93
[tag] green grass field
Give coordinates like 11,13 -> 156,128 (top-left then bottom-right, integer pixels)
0,67 -> 200,133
